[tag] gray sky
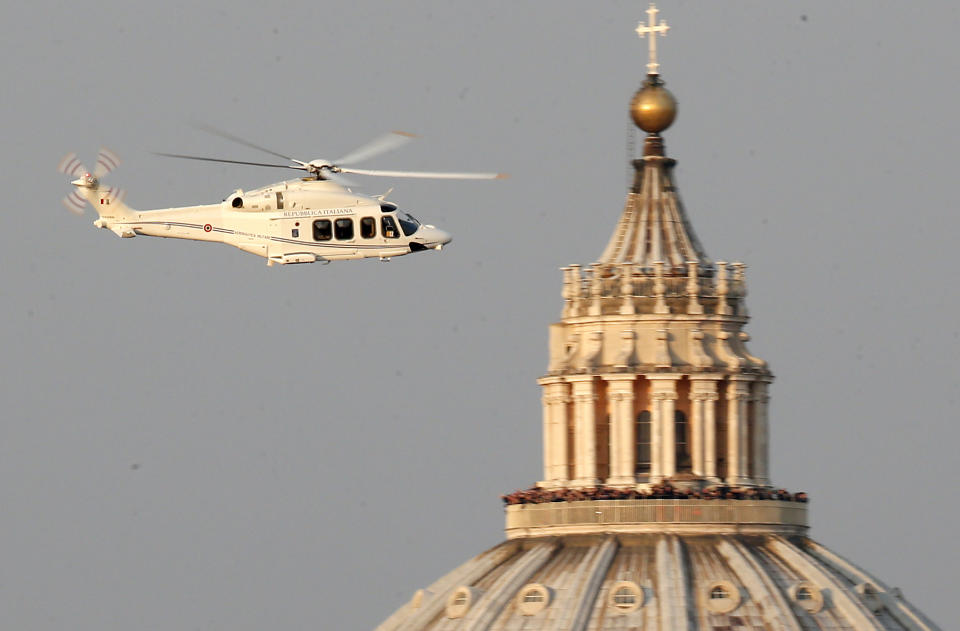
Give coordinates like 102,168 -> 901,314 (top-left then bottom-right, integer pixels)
2,1 -> 957,628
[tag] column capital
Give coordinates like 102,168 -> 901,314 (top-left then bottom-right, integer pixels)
690,391 -> 719,401
651,390 -> 678,401
608,391 -> 634,402
543,394 -> 571,405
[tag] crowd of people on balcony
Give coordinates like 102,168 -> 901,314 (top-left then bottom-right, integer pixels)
501,482 -> 808,506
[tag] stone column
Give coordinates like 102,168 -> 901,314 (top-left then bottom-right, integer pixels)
751,379 -> 771,487
726,377 -> 753,486
604,376 -> 637,487
568,264 -> 583,317
538,378 -> 570,488
569,376 -> 600,487
619,263 -> 635,315
649,376 -> 679,482
653,261 -> 669,314
716,261 -> 731,316
691,377 -> 722,482
588,266 -> 603,316
686,261 -> 703,315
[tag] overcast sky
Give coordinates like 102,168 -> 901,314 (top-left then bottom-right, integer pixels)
2,1 -> 957,628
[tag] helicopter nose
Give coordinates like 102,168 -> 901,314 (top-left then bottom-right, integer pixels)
419,226 -> 452,250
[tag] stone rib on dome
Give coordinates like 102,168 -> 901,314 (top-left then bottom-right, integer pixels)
596,142 -> 709,270
377,535 -> 939,631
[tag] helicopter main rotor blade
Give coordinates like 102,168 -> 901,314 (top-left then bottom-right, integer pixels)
338,167 -> 509,180
322,170 -> 358,189
335,131 -> 417,166
154,152 -> 305,170
192,123 -> 295,162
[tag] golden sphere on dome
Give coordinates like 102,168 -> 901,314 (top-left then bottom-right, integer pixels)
630,79 -> 677,133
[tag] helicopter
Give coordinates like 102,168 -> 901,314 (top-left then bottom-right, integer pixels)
58,129 -> 506,265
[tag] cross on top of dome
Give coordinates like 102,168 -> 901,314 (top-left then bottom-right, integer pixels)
635,3 -> 670,75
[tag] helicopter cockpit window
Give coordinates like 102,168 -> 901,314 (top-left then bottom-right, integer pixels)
398,212 -> 420,237
380,202 -> 398,213
313,219 -> 332,241
360,217 -> 376,239
334,218 -> 354,241
381,216 -> 400,239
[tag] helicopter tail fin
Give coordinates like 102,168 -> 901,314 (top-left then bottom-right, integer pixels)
70,181 -> 139,237
85,183 -> 134,220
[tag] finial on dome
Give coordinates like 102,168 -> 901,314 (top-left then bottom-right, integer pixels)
631,3 -> 677,135
635,3 -> 669,75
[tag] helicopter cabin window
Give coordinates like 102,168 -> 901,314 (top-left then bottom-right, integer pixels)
382,216 -> 400,239
275,192 -> 284,210
360,217 -> 376,239
334,218 -> 354,240
313,219 -> 332,241
398,212 -> 420,237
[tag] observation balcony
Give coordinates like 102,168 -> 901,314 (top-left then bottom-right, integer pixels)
505,499 -> 808,539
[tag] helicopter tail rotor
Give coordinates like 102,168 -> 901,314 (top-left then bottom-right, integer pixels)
57,152 -> 86,179
58,149 -> 127,216
62,189 -> 87,215
93,147 -> 120,178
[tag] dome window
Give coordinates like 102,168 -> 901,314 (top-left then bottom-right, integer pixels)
705,580 -> 741,613
855,582 -> 883,613
607,581 -> 644,613
516,583 -> 552,616
789,582 -> 824,613
446,586 -> 481,619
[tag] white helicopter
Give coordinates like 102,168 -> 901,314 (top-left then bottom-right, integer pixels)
58,129 -> 506,265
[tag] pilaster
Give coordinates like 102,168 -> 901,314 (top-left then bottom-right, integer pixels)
568,376 -> 600,487
690,376 -> 723,482
648,375 -> 680,482
751,379 -> 772,487
603,375 -> 638,487
726,376 -> 754,486
538,377 -> 571,488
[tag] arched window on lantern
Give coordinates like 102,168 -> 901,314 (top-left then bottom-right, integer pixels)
675,410 -> 691,472
635,411 -> 652,474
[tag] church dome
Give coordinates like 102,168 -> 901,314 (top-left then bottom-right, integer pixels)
376,534 -> 937,630
375,5 -> 943,630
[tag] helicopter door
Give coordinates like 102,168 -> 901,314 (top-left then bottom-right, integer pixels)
266,217 -> 304,261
